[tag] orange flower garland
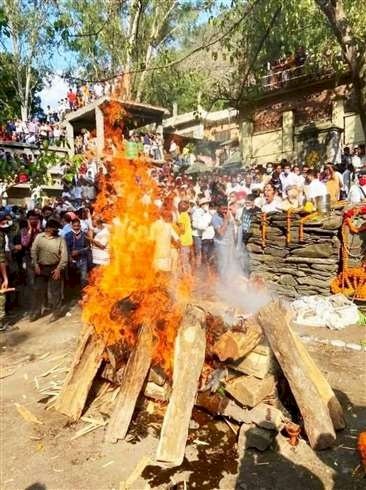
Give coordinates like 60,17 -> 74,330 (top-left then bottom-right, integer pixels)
299,212 -> 319,242
261,213 -> 267,248
331,206 -> 366,299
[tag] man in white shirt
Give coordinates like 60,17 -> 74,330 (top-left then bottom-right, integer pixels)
348,174 -> 366,204
191,198 -> 213,266
292,165 -> 305,189
306,169 -> 328,201
261,183 -> 283,213
94,82 -> 104,98
352,147 -> 362,171
279,164 -> 297,197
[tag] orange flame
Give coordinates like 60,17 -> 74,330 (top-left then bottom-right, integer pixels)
82,102 -> 189,373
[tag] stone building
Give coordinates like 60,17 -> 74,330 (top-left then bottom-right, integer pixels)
239,67 -> 366,166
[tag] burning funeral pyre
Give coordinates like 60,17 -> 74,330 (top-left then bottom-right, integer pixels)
54,105 -> 345,467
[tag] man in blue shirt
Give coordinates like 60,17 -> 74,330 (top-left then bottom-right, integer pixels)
65,218 -> 90,288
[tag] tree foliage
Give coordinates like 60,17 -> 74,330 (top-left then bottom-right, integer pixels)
0,52 -> 43,122
54,0 -> 214,103
0,0 -> 56,121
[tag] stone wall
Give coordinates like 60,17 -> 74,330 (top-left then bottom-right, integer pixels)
247,212 -> 343,298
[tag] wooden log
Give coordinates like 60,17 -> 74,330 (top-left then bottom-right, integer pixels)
144,381 -> 171,401
105,324 -> 152,443
156,304 -> 206,466
225,374 -> 276,408
229,344 -> 277,379
290,329 -> 345,430
195,391 -> 250,423
257,300 -> 336,450
212,319 -> 263,362
55,325 -> 106,420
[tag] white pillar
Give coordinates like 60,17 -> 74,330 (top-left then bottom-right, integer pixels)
65,122 -> 74,156
282,110 -> 294,158
332,98 -> 344,128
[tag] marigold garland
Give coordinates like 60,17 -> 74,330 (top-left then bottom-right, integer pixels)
331,206 -> 366,299
261,212 -> 267,248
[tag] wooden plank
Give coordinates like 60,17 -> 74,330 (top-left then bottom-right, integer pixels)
257,300 -> 336,450
55,324 -> 106,421
290,329 -> 345,430
105,324 -> 152,443
156,304 -> 206,466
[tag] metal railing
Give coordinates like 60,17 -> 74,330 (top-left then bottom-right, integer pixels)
261,64 -> 309,91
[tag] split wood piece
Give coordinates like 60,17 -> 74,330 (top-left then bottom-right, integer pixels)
54,324 -> 106,421
225,374 -> 276,408
290,329 -> 345,430
148,366 -> 166,386
144,381 -> 171,402
229,343 -> 277,379
156,304 -> 206,467
257,300 -> 336,450
195,391 -> 250,423
212,319 -> 263,362
105,324 -> 153,443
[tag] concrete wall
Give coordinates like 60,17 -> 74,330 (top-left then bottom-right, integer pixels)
344,113 -> 365,145
251,128 -> 283,161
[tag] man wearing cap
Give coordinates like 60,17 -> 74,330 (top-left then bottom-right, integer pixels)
30,218 -> 68,322
0,212 -> 10,330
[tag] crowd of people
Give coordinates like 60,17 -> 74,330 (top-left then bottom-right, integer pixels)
0,119 -> 66,146
0,202 -> 110,331
1,141 -> 366,331
147,145 -> 366,279
0,79 -> 116,146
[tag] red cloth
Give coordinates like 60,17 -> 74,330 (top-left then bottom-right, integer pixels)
18,173 -> 29,183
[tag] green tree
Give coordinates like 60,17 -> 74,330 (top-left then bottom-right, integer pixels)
0,0 -> 56,121
0,52 -> 43,122
55,0 -> 214,103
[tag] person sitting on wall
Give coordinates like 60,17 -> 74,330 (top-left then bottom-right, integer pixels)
281,185 -> 303,211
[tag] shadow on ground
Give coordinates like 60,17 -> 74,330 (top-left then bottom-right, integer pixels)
236,390 -> 366,490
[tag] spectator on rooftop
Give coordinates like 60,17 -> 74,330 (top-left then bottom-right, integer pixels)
67,88 -> 77,111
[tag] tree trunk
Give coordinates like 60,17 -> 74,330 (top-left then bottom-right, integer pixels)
315,0 -> 366,137
21,66 -> 32,122
135,0 -> 177,102
124,0 -> 143,99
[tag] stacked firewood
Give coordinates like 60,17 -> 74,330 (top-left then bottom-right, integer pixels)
54,300 -> 345,467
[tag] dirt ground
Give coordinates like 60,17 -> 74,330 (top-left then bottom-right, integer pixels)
1,306 -> 365,490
